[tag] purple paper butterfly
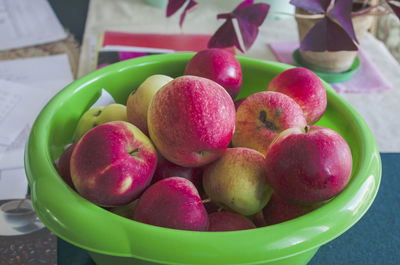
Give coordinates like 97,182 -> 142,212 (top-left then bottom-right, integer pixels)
208,0 -> 270,52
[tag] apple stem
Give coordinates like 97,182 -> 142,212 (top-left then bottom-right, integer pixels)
201,198 -> 211,204
305,126 -> 309,133
129,148 -> 141,156
217,207 -> 224,212
93,110 -> 102,117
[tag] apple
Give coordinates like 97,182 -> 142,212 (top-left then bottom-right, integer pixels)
184,48 -> 242,99
70,121 -> 158,207
234,97 -> 246,111
266,67 -> 327,124
126,74 -> 173,135
252,211 -> 266,227
148,75 -> 236,167
202,147 -> 273,216
208,211 -> 256,231
56,143 -> 76,189
133,177 -> 208,231
203,199 -> 221,214
232,91 -> 307,155
264,125 -> 353,203
152,154 -> 203,192
253,193 -> 322,227
108,199 -> 139,219
73,103 -> 128,141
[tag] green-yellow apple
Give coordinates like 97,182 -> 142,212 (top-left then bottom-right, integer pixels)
232,91 -> 306,155
126,74 -> 173,135
264,125 -> 353,203
148,75 -> 236,167
133,177 -> 208,231
266,67 -> 327,124
202,147 -> 273,216
70,121 -> 157,207
73,103 -> 128,141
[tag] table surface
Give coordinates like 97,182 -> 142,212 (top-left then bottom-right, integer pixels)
45,1 -> 399,264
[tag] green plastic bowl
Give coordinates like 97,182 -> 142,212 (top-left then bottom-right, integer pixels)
25,53 -> 381,265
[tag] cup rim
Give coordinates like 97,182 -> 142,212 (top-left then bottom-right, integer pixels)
0,200 -> 35,216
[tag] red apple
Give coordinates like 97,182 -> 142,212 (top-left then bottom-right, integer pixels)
152,154 -> 203,192
148,75 -> 236,167
266,67 -> 327,124
208,211 -> 256,231
56,143 -> 76,189
203,147 -> 273,216
253,193 -> 321,227
184,48 -> 242,99
232,91 -> 307,155
70,121 -> 158,207
133,177 -> 208,231
265,125 -> 353,203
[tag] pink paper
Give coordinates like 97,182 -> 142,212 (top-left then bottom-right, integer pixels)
268,41 -> 392,93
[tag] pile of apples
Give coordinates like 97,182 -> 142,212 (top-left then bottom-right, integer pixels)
56,48 -> 353,232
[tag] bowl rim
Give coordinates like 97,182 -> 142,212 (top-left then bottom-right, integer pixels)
24,53 -> 381,264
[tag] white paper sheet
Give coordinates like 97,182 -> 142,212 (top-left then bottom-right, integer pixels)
0,125 -> 30,169
91,88 -> 116,108
0,167 -> 28,200
0,54 -> 73,91
0,54 -> 73,149
0,54 -> 73,199
0,0 -> 67,51
0,81 -> 42,146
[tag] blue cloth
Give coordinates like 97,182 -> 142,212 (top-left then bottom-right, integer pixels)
309,153 -> 400,265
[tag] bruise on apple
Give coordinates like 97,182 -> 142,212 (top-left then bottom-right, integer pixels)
257,110 -> 279,131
